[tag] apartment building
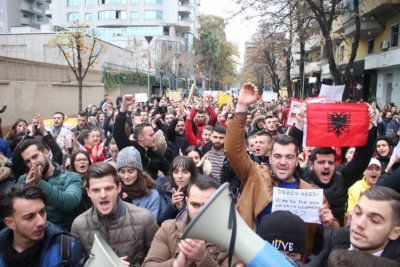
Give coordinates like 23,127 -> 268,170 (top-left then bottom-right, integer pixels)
0,0 -> 49,33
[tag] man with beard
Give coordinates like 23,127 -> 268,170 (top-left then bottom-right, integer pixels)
167,111 -> 189,159
71,111 -> 92,132
142,175 -> 239,267
225,83 -> 339,258
50,112 -> 73,150
305,186 -> 400,266
17,139 -> 82,230
0,184 -> 85,266
378,111 -> 392,136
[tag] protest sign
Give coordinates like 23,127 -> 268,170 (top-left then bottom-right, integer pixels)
272,188 -> 323,223
262,91 -> 278,102
319,84 -> 345,102
218,94 -> 232,108
169,91 -> 181,102
135,93 -> 148,103
390,141 -> 400,163
285,98 -> 303,127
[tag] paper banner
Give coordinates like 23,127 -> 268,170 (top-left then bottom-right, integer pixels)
168,92 -> 181,102
272,188 -> 323,224
135,93 -> 148,103
262,91 -> 278,102
286,98 -> 303,127
319,84 -> 345,103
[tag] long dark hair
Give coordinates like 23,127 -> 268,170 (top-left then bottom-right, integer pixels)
5,119 -> 27,139
70,150 -> 92,186
168,156 -> 197,189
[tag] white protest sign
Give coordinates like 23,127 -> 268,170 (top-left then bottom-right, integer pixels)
135,93 -> 148,103
286,99 -> 303,127
319,84 -> 345,103
390,141 -> 400,163
262,91 -> 278,102
272,188 -> 323,223
306,96 -> 327,104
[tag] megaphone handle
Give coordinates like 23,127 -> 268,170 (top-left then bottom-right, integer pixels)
228,194 -> 237,267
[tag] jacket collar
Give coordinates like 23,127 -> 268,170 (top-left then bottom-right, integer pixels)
90,197 -> 126,223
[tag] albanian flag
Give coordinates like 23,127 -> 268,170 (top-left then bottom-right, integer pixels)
305,103 -> 369,147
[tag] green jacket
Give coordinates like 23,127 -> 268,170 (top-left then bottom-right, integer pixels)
19,162 -> 82,230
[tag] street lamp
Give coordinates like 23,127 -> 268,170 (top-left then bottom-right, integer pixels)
145,36 -> 153,97
174,52 -> 181,90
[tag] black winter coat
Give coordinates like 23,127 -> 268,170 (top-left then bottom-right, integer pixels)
114,111 -> 171,180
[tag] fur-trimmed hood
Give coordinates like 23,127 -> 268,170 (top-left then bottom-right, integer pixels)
0,155 -> 11,183
251,115 -> 266,131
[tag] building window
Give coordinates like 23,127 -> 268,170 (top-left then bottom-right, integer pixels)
145,0 -> 162,3
144,10 -> 162,19
86,0 -> 92,5
132,0 -> 139,3
0,45 -> 27,52
85,13 -> 92,20
0,22 -> 3,29
391,25 -> 399,47
98,0 -> 127,4
0,7 -> 3,14
68,12 -> 79,21
339,46 -> 344,62
131,12 -> 139,19
98,10 -> 126,19
67,0 -> 79,6
367,38 -> 374,54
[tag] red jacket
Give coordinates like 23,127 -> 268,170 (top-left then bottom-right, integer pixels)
85,144 -> 105,163
189,106 -> 217,140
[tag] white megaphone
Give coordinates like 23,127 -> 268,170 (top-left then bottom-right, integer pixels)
84,233 -> 125,267
182,183 -> 295,267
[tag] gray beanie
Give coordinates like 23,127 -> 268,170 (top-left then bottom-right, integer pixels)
116,147 -> 143,171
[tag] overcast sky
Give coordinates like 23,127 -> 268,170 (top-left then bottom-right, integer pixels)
198,0 -> 258,68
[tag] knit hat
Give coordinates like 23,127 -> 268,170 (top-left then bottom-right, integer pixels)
259,210 -> 306,254
116,147 -> 143,172
376,136 -> 394,148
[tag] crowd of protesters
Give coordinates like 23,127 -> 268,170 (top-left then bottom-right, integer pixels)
0,85 -> 400,267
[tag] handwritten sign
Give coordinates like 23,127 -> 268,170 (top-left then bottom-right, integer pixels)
272,188 -> 323,223
135,93 -> 148,103
169,91 -> 181,102
319,84 -> 345,103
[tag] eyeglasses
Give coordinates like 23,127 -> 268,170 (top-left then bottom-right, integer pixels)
110,150 -> 119,154
75,158 -> 89,162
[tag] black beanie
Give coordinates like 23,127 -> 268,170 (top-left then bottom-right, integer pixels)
376,136 -> 394,148
259,210 -> 306,254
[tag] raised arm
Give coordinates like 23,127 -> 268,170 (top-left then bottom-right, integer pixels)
114,95 -> 135,151
225,83 -> 260,186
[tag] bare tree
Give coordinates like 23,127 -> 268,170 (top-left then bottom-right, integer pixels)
48,21 -> 106,112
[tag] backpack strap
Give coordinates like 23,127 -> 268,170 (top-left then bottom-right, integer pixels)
60,234 -> 71,267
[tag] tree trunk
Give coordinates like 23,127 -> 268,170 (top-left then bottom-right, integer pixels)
299,40 -> 305,99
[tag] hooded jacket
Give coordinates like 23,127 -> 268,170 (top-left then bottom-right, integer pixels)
0,222 -> 84,267
248,115 -> 266,136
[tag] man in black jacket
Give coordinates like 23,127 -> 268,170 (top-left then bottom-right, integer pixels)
305,186 -> 400,266
114,95 -> 170,180
289,104 -> 376,226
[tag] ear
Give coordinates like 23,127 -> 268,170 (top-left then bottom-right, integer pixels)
4,217 -> 15,230
43,148 -> 50,158
117,182 -> 122,194
308,161 -> 313,170
389,226 -> 400,241
86,187 -> 91,198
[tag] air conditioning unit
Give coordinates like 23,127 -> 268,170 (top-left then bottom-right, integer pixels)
381,40 -> 389,50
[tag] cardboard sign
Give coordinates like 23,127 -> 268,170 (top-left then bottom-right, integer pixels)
319,84 -> 345,103
272,188 -> 323,224
286,98 -> 303,127
135,93 -> 148,103
262,91 -> 278,102
168,91 -> 181,102
218,94 -> 232,108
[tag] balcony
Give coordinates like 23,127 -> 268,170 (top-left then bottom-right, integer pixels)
177,18 -> 192,28
343,18 -> 384,39
20,2 -> 43,15
360,0 -> 400,17
45,8 -> 52,17
20,17 -> 32,25
332,14 -> 349,34
178,4 -> 192,13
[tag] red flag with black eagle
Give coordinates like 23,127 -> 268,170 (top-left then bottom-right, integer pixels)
305,103 -> 369,147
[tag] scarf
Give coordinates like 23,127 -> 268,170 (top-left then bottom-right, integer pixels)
120,181 -> 146,200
